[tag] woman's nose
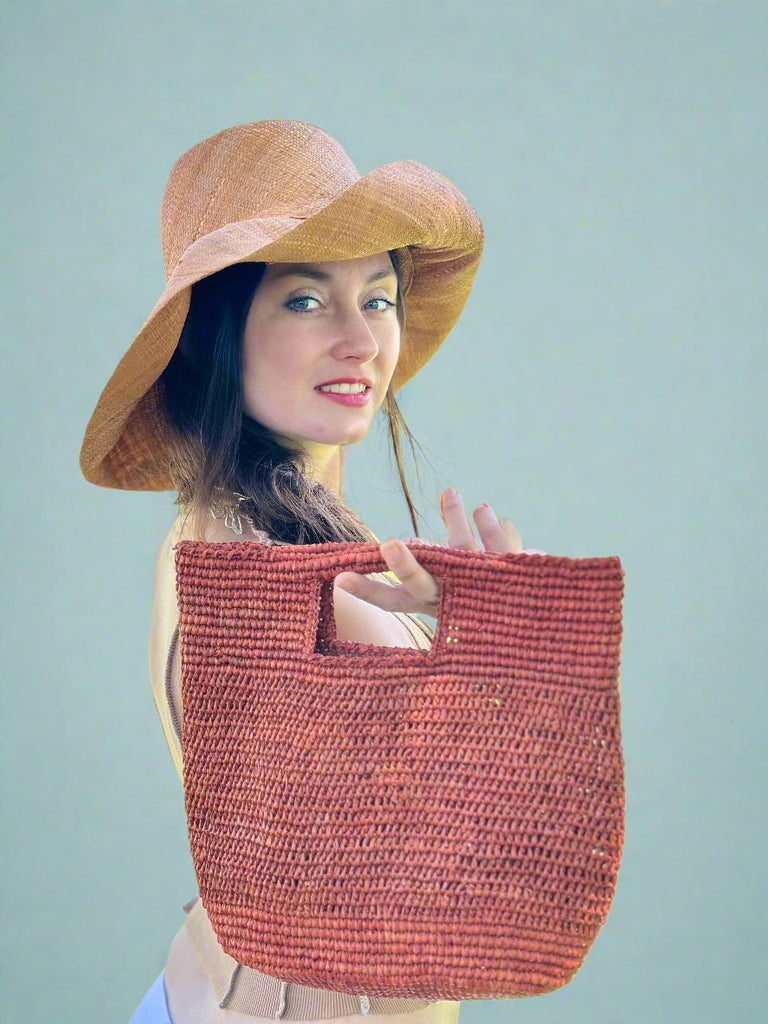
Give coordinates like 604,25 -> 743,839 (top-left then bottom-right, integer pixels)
332,308 -> 379,359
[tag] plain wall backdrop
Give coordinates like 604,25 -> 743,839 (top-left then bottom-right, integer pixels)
2,2 -> 765,1022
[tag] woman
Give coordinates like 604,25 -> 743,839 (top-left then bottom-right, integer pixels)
81,120 -> 540,1023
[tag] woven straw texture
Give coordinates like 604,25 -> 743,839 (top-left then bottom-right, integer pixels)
79,120 -> 484,492
174,540 -> 625,1003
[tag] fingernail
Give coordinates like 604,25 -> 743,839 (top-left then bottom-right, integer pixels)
441,487 -> 459,510
476,503 -> 496,518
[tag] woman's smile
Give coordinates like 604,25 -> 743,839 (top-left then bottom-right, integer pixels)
314,385 -> 372,406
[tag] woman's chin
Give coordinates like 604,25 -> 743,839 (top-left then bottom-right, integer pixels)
342,422 -> 373,444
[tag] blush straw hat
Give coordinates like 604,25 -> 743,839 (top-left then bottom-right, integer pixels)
79,119 -> 484,492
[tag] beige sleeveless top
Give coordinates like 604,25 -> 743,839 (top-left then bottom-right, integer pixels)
148,512 -> 459,1022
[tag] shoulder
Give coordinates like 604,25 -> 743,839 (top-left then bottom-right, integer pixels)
155,514 -> 182,580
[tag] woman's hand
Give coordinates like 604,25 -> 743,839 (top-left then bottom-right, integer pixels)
334,487 -> 525,619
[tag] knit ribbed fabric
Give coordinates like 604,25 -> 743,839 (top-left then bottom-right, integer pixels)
174,539 -> 625,1003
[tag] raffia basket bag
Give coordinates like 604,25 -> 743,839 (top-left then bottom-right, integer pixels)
173,538 -> 625,1003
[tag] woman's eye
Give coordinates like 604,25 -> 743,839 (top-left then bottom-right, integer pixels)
285,295 -> 320,313
366,297 -> 396,312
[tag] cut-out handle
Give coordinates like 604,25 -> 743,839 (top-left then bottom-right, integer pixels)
306,542 -> 492,661
305,542 -> 462,659
313,570 -> 446,658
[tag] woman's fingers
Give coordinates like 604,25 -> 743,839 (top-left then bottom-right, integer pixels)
439,488 -> 479,549
472,503 -> 512,553
499,515 -> 523,552
380,539 -> 440,606
334,571 -> 408,611
335,540 -> 440,617
335,492 -> 527,617
440,487 -> 523,554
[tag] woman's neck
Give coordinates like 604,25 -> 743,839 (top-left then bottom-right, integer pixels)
303,444 -> 345,499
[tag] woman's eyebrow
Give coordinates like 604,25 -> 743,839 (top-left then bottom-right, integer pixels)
269,265 -> 396,284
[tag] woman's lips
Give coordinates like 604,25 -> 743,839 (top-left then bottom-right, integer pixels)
314,386 -> 371,406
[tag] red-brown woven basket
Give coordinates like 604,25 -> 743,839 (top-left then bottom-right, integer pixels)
174,540 -> 625,1002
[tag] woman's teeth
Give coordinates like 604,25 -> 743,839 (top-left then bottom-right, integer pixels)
317,383 -> 369,394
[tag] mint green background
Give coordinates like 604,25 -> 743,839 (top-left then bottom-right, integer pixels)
2,2 -> 765,1022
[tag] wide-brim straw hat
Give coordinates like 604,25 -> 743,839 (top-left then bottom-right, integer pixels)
79,119 -> 484,491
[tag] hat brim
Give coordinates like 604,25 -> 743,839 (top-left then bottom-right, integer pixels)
80,159 -> 483,490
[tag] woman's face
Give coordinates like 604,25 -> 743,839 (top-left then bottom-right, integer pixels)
241,253 -> 401,453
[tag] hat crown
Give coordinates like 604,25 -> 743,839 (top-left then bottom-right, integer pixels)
160,120 -> 361,278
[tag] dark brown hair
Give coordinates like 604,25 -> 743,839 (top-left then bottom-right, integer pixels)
158,250 -> 427,543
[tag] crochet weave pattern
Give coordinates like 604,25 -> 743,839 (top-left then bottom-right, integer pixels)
174,540 -> 625,1003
